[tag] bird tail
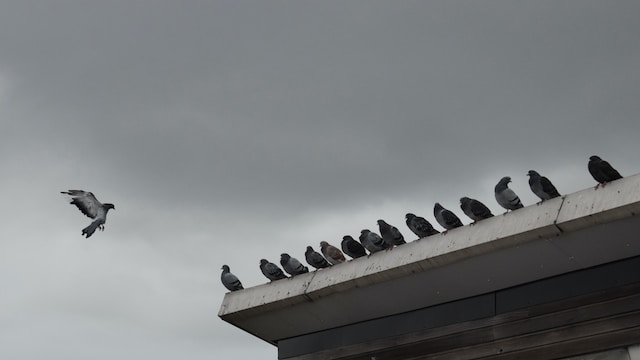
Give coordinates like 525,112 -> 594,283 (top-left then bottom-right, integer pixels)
82,220 -> 100,238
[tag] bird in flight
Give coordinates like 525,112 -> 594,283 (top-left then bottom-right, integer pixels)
61,190 -> 115,238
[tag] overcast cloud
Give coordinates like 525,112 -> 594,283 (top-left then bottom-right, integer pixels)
1,1 -> 640,359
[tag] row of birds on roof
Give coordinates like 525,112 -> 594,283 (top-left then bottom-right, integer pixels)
55,155 -> 623,293
220,155 -> 626,292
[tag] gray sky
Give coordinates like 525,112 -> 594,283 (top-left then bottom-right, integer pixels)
1,1 -> 639,358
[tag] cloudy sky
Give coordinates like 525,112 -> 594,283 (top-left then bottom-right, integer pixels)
1,1 -> 639,359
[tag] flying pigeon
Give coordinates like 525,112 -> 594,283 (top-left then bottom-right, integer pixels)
588,155 -> 623,189
341,235 -> 367,259
405,213 -> 439,239
377,219 -> 406,248
359,229 -> 389,254
305,246 -> 331,270
259,259 -> 288,282
527,170 -> 561,203
494,177 -> 524,213
459,197 -> 494,223
434,203 -> 463,233
320,241 -> 346,265
280,253 -> 309,277
61,190 -> 115,238
220,265 -> 243,292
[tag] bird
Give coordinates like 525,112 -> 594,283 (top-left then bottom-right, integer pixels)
494,177 -> 524,213
460,197 -> 494,223
61,190 -> 115,238
405,213 -> 439,239
588,155 -> 623,189
305,246 -> 331,270
527,170 -> 561,203
220,265 -> 243,292
341,235 -> 367,259
320,241 -> 346,265
280,253 -> 309,277
259,259 -> 288,282
377,219 -> 406,248
434,203 -> 464,234
359,229 -> 389,254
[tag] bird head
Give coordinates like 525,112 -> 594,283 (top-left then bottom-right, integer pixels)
104,203 -> 115,210
405,213 -> 415,220
527,170 -> 539,177
221,265 -> 230,271
320,241 -> 329,248
460,197 -> 470,204
590,155 -> 602,161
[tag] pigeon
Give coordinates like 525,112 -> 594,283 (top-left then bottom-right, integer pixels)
405,213 -> 439,239
61,190 -> 115,238
341,235 -> 367,259
359,229 -> 389,254
494,177 -> 524,213
220,265 -> 243,292
305,246 -> 331,270
280,253 -> 309,277
527,170 -> 561,203
588,155 -> 623,189
377,219 -> 406,248
320,241 -> 346,265
434,203 -> 464,233
259,259 -> 288,282
459,197 -> 494,223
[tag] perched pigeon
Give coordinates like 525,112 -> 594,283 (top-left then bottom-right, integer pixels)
220,265 -> 243,292
588,155 -> 623,189
377,219 -> 406,247
527,170 -> 561,203
320,241 -> 346,265
494,177 -> 524,212
305,246 -> 331,270
434,203 -> 464,233
459,197 -> 494,223
259,259 -> 288,282
341,235 -> 367,259
61,190 -> 115,238
359,229 -> 389,254
280,253 -> 309,277
405,213 -> 439,239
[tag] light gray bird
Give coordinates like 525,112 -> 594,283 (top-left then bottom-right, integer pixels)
305,246 -> 331,269
494,177 -> 524,212
280,253 -> 309,277
359,229 -> 389,254
377,219 -> 406,248
61,190 -> 115,238
259,259 -> 288,282
588,155 -> 623,189
527,170 -> 561,203
405,213 -> 440,239
320,241 -> 346,265
341,235 -> 367,259
220,265 -> 243,292
460,197 -> 494,223
434,203 -> 464,233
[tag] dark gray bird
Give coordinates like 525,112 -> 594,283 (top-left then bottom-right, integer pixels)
588,155 -> 623,189
527,170 -> 561,203
220,265 -> 243,292
405,213 -> 439,239
359,229 -> 389,254
280,253 -> 309,277
305,246 -> 331,269
61,190 -> 115,238
460,197 -> 494,223
434,203 -> 464,233
341,235 -> 367,259
259,259 -> 288,282
377,219 -> 406,247
494,177 -> 524,212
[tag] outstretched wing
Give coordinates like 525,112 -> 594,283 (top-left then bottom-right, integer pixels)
61,190 -> 102,219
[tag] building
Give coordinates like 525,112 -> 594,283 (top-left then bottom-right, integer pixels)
219,174 -> 640,359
